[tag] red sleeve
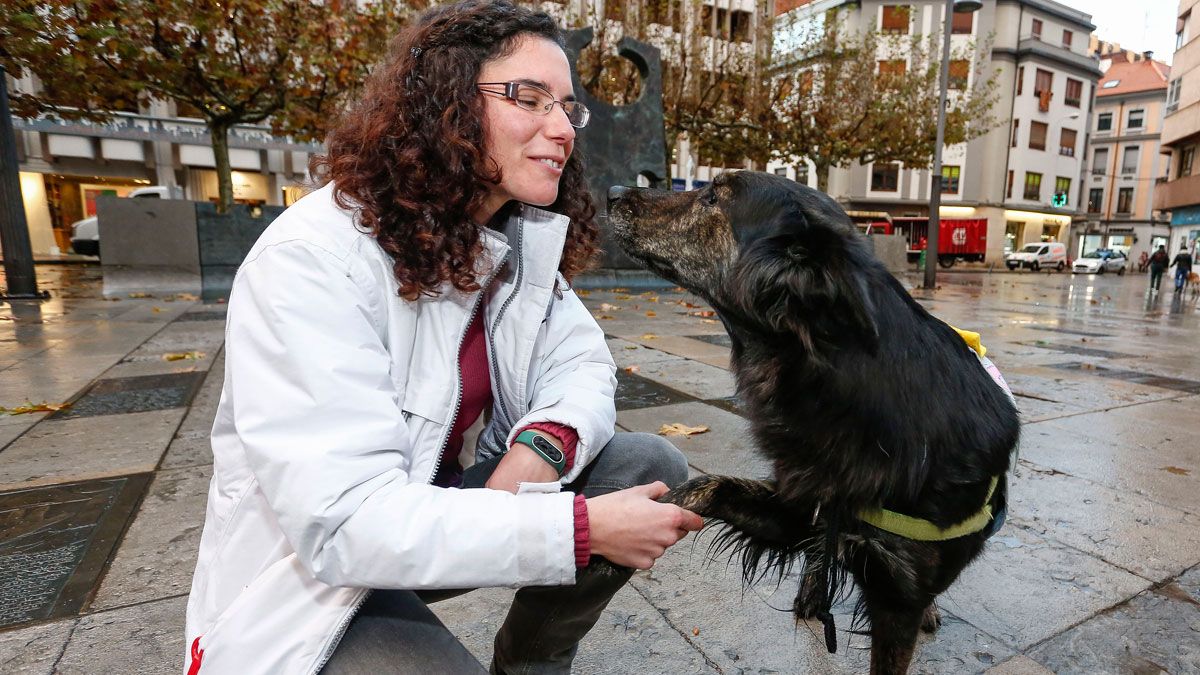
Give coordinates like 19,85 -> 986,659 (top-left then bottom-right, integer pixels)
518,422 -> 580,474
573,493 -> 590,568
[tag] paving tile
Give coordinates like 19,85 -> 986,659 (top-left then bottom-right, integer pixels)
55,594 -> 185,675
0,617 -> 77,674
160,430 -> 213,470
1002,367 -> 1181,411
632,359 -> 737,401
99,358 -> 210,380
616,401 -> 771,478
49,372 -> 206,420
1026,584 -> 1200,674
0,475 -> 150,629
936,523 -> 1149,650
0,410 -> 182,490
984,655 -> 1055,674
605,338 -> 685,368
1008,463 -> 1200,581
612,334 -> 731,370
91,465 -> 212,610
1044,361 -> 1200,393
615,369 -> 696,411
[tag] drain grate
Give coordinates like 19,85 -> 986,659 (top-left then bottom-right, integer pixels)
49,372 -> 207,420
174,310 -> 228,323
1046,362 -> 1200,393
0,474 -> 150,628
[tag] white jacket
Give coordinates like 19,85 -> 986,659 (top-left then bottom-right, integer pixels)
184,184 -> 617,674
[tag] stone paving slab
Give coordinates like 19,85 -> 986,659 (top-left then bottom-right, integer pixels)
54,594 -> 185,675
605,337 -> 686,368
616,401 -> 771,478
984,655 -> 1055,674
91,465 -> 211,611
0,617 -> 76,675
614,334 -> 731,371
1008,462 -> 1200,582
630,359 -> 737,402
0,410 -> 182,491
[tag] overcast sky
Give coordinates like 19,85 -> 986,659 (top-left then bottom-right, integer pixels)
1073,0 -> 1181,64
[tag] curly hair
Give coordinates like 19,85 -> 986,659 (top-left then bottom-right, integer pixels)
309,0 -> 599,301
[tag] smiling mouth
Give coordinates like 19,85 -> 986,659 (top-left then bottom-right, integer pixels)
534,158 -> 563,169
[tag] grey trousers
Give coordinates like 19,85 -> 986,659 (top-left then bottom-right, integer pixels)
320,431 -> 689,675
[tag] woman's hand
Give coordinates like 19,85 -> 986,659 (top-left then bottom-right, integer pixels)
586,482 -> 705,570
485,442 -> 560,493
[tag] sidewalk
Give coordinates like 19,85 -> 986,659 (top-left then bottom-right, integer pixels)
1,264 -> 1198,674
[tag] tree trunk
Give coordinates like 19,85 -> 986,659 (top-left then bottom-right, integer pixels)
816,163 -> 831,194
210,122 -> 234,214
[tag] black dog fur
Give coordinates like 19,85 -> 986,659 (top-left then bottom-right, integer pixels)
607,172 -> 1020,674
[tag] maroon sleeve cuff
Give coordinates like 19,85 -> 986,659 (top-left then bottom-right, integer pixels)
572,493 -> 590,568
519,422 -> 580,474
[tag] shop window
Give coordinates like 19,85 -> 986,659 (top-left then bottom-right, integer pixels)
941,165 -> 960,193
1024,172 -> 1042,201
1117,188 -> 1133,213
1029,121 -> 1048,151
1059,128 -> 1076,157
881,5 -> 911,34
1065,78 -> 1082,107
1092,148 -> 1108,175
1128,109 -> 1145,129
1088,188 -> 1103,213
948,60 -> 970,90
1097,112 -> 1112,131
952,10 -> 973,34
871,162 -> 900,191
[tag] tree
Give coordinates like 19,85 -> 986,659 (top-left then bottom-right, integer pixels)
0,0 -> 408,211
765,9 -> 1000,191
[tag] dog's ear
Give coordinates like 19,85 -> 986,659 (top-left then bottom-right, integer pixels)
731,222 -> 880,355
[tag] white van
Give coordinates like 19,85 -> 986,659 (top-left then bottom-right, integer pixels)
1004,242 -> 1067,272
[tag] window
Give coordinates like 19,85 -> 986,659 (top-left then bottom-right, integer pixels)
1092,148 -> 1108,174
1024,172 -> 1042,200
645,0 -> 682,30
729,10 -> 752,42
1055,176 -> 1071,199
1128,109 -> 1144,129
948,60 -> 970,89
942,165 -> 961,194
871,163 -> 900,191
1167,78 -> 1182,114
774,167 -> 788,177
1016,66 -> 1024,95
1122,146 -> 1139,174
952,10 -> 973,34
1180,146 -> 1194,177
881,5 -> 911,34
1117,188 -> 1133,213
1031,18 -> 1043,39
1097,112 -> 1112,131
1065,79 -> 1082,107
796,163 -> 810,183
1007,170 -> 1014,198
1029,121 -> 1048,150
1012,119 -> 1020,147
878,60 -> 907,78
1088,188 -> 1103,213
1059,128 -> 1077,157
1062,30 -> 1073,48
1034,69 -> 1053,96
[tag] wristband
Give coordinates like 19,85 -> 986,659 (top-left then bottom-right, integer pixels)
514,430 -> 567,475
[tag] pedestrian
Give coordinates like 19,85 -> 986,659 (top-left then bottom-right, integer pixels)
1148,244 -> 1169,292
184,2 -> 703,673
1170,243 -> 1193,292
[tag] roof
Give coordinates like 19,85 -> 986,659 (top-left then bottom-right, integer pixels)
1097,58 -> 1171,97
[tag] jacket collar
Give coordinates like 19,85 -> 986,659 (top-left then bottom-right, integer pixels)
479,203 -> 571,288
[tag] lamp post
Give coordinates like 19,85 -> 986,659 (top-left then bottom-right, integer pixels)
0,68 -> 45,300
924,0 -> 982,289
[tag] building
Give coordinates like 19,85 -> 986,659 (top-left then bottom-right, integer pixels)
769,0 -> 1102,264
1076,50 -> 1172,262
1154,0 -> 1200,253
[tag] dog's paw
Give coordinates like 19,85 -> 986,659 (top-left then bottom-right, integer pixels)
793,572 -> 824,620
659,475 -> 723,512
920,602 -> 941,633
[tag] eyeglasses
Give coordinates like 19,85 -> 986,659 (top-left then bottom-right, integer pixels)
477,81 -> 590,129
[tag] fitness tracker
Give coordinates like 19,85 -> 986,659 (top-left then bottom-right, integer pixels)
514,430 -> 566,475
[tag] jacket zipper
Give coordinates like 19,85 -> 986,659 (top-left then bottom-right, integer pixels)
488,211 -> 524,425
310,247 -> 510,674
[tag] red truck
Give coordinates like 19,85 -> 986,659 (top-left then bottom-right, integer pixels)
870,217 -> 988,268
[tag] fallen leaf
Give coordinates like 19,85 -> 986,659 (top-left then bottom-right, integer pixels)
597,315 -> 615,320
679,300 -> 702,308
0,400 -> 70,415
641,333 -> 659,340
624,346 -> 639,350
599,303 -> 622,311
702,319 -> 718,324
128,292 -> 154,298
1162,466 -> 1191,476
615,294 -> 632,300
623,365 -> 641,374
690,310 -> 716,318
692,627 -> 700,636
152,307 -> 163,313
577,290 -> 592,296
163,351 -> 206,362
658,423 -> 710,437
645,311 -> 657,317
647,296 -> 659,303
611,288 -> 629,293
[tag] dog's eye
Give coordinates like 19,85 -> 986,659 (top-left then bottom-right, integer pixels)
705,190 -> 719,206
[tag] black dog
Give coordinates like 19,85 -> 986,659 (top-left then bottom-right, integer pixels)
607,172 -> 1019,674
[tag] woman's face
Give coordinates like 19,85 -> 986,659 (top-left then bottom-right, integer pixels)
475,35 -> 577,223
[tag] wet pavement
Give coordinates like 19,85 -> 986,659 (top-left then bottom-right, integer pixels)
1,263 -> 1198,673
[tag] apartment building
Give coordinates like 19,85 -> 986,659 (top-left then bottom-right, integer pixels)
769,0 -> 1101,264
1077,52 -> 1172,262
1154,0 -> 1200,254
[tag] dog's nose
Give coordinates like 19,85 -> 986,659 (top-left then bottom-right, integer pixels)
607,185 -> 631,202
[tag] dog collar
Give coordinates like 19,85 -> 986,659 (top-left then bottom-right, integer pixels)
858,476 -> 999,541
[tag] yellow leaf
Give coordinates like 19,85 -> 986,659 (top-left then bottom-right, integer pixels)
702,319 -> 718,324
641,333 -> 659,340
646,311 -> 657,317
658,423 -> 710,437
163,351 -> 206,362
0,400 -> 70,415
624,346 -> 639,350
128,292 -> 154,298
623,365 -> 641,373
615,294 -> 632,300
152,307 -> 163,313
577,290 -> 592,296
1162,466 -> 1191,476
597,315 -> 615,320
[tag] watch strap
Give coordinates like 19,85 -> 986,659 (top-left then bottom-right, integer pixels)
514,429 -> 567,475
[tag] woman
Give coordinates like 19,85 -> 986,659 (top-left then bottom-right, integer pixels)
184,2 -> 702,673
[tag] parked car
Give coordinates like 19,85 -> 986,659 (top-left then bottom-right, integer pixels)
1005,242 -> 1067,271
68,185 -> 183,258
1072,249 -> 1128,275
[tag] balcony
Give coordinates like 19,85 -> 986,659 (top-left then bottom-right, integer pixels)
1153,173 -> 1200,210
12,111 -> 320,153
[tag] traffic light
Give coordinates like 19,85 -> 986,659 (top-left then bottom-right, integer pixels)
1051,191 -> 1068,207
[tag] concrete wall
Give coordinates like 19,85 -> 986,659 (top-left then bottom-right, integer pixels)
96,197 -> 200,273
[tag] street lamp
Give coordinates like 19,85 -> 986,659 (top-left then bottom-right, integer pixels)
924,0 -> 983,289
